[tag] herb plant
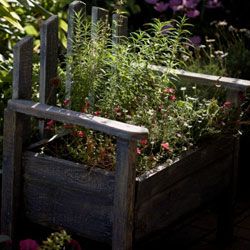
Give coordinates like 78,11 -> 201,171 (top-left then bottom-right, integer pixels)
42,13 -> 238,175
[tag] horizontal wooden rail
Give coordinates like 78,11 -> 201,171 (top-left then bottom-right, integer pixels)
150,65 -> 250,91
8,99 -> 148,140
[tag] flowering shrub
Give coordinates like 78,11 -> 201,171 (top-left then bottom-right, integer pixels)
145,0 -> 222,17
40,14 -> 238,175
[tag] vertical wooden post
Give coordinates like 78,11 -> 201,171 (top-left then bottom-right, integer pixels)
39,15 -> 58,106
112,14 -> 128,44
66,1 -> 86,98
112,138 -> 137,250
1,37 -> 33,243
91,6 -> 109,40
39,15 -> 58,137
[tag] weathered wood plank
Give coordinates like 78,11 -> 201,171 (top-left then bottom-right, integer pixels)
39,15 -> 58,106
136,136 -> 235,206
135,153 -> 234,240
91,6 -> 109,40
1,110 -> 26,241
23,151 -> 115,198
149,65 -> 250,91
8,99 -> 149,140
12,36 -> 33,100
112,14 -> 128,44
23,180 -> 113,242
112,139 -> 137,250
66,0 -> 86,98
22,151 -> 114,242
1,36 -> 33,242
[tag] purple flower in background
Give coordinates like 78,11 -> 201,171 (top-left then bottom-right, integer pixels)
189,35 -> 201,46
169,0 -> 183,11
20,239 -> 39,250
186,9 -> 200,17
154,1 -> 169,12
183,0 -> 199,9
205,0 -> 222,8
145,0 -> 158,4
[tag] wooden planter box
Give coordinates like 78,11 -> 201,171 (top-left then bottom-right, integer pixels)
22,136 -> 237,243
2,2 -> 250,249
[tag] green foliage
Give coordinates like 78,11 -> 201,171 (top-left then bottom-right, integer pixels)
42,14 -> 238,175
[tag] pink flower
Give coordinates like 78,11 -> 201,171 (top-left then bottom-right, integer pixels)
77,131 -> 85,138
186,9 -> 200,18
154,2 -> 169,12
68,239 -> 82,250
63,99 -> 71,107
136,148 -> 141,155
45,119 -> 55,130
94,111 -> 101,116
169,0 -> 183,11
140,139 -> 148,145
223,101 -> 232,109
161,142 -> 170,151
19,239 -> 39,250
145,0 -> 158,4
169,95 -> 176,101
163,87 -> 175,94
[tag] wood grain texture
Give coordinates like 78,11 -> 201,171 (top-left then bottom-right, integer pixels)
1,36 -> 33,240
8,99 -> 149,140
91,6 -> 109,40
135,151 -> 234,240
136,136 -> 235,205
39,15 -> 58,106
22,151 -> 114,242
12,36 -> 33,100
66,0 -> 86,98
1,110 -> 25,240
112,139 -> 137,250
112,14 -> 128,44
149,65 -> 250,91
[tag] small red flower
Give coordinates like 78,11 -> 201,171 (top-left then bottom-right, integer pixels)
45,119 -> 55,130
63,99 -> 71,107
223,101 -> 232,109
68,239 -> 82,250
161,142 -> 170,151
19,239 -> 39,250
169,95 -> 176,101
136,148 -> 141,155
77,131 -> 85,138
163,87 -> 175,94
140,139 -> 148,145
94,111 -> 101,116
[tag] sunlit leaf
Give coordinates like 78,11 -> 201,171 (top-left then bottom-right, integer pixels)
59,19 -> 68,33
24,24 -> 38,36
4,16 -> 24,31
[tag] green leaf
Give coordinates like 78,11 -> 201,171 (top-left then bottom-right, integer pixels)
59,19 -> 68,33
3,16 -> 24,31
24,24 -> 38,36
0,0 -> 9,8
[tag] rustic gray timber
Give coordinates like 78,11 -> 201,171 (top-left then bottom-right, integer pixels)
23,151 -> 114,242
39,15 -> 58,105
1,36 -> 33,243
112,14 -> 128,44
8,99 -> 149,140
91,7 -> 109,40
112,139 -> 137,250
149,65 -> 250,91
135,152 -> 234,240
1,110 -> 25,242
136,136 -> 235,205
66,0 -> 86,98
12,36 -> 33,100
